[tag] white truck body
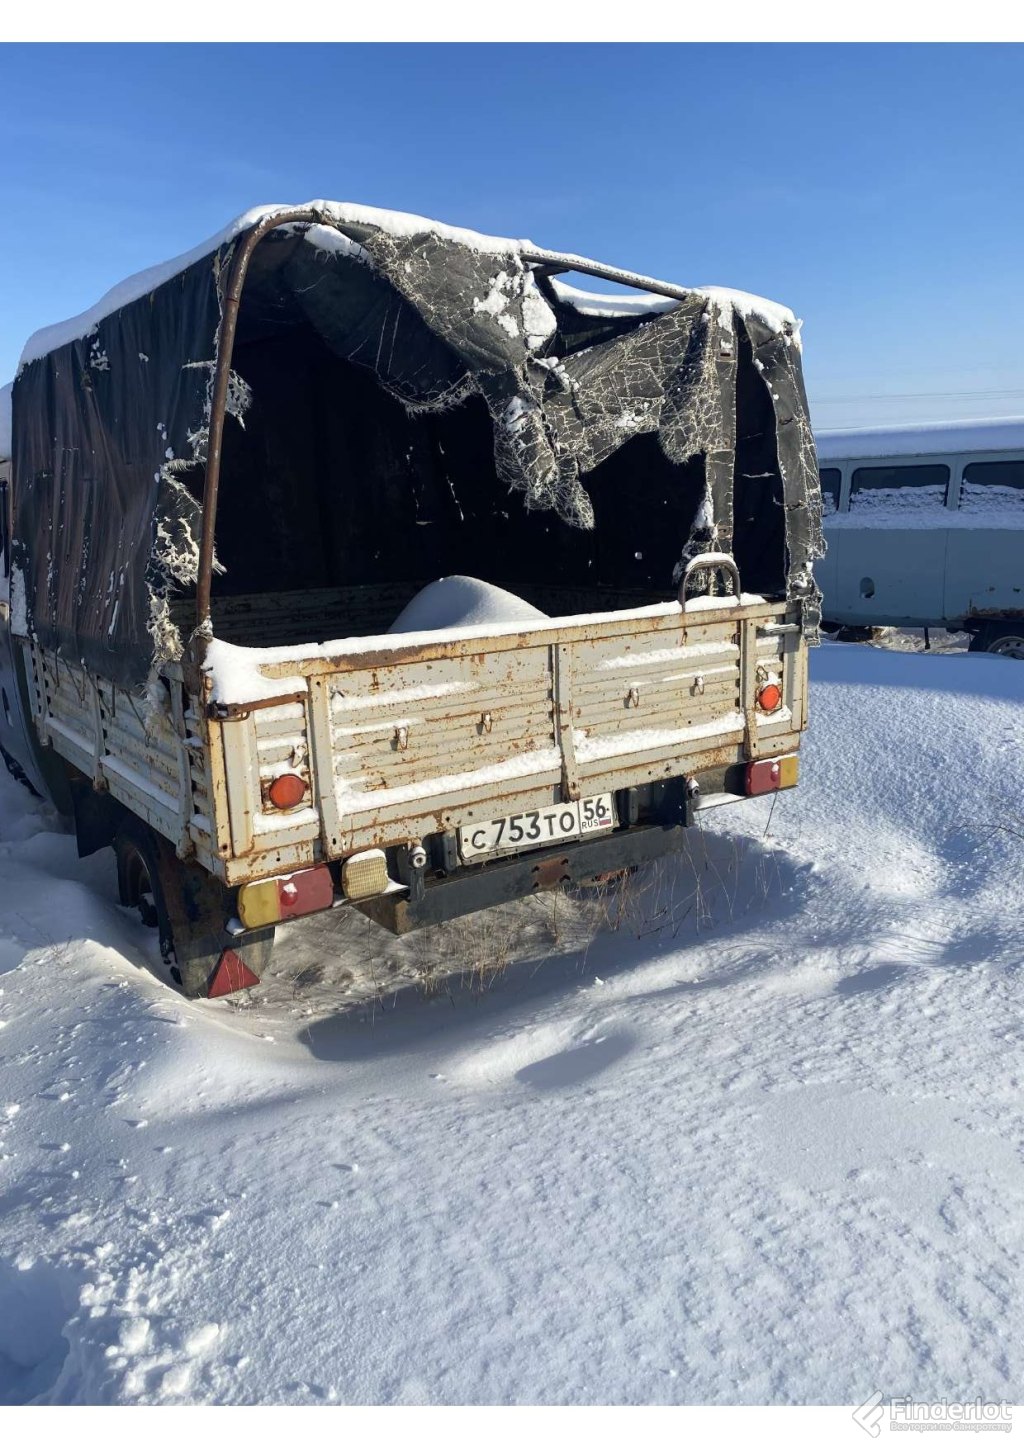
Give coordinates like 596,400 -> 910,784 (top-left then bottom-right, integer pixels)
13,593 -> 805,889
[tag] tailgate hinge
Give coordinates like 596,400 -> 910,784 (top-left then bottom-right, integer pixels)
308,676 -> 346,856
552,642 -> 581,803
739,616 -> 759,761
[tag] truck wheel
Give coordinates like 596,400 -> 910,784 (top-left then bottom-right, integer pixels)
114,819 -> 176,970
114,817 -> 272,998
969,624 -> 1024,659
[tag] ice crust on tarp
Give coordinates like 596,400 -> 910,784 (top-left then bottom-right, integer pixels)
9,202 -> 823,690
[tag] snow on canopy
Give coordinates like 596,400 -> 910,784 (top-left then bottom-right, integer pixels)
17,202 -> 803,372
9,201 -> 822,690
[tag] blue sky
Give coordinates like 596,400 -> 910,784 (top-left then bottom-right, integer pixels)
1,41 -> 1022,428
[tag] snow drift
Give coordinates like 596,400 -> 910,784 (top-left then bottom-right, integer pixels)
1,642 -> 1023,1404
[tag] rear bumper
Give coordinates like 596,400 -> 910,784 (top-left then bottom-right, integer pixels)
354,818 -> 696,934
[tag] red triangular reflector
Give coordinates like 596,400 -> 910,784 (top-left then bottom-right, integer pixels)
207,949 -> 261,998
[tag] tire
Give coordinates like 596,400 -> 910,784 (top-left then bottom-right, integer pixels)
968,624 -> 1024,659
114,816 -> 273,998
114,817 -> 176,970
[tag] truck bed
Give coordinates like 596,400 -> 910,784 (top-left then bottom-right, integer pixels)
21,595 -> 805,889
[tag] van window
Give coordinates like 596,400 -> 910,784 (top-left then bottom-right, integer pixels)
960,459 -> 1024,517
849,463 -> 950,517
819,468 -> 841,515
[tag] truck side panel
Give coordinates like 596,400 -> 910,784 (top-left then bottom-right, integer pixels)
21,641 -> 220,872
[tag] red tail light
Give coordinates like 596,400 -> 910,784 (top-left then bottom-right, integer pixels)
237,865 -> 335,928
746,755 -> 799,796
267,772 -> 307,810
757,683 -> 782,712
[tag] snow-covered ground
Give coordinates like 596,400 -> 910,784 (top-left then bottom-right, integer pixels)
1,642 -> 1022,1406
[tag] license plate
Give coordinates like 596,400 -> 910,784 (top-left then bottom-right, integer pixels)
459,794 -> 616,862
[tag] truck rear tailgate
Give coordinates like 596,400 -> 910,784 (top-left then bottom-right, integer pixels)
221,597 -> 805,869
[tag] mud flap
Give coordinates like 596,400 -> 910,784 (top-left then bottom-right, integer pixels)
146,832 -> 271,998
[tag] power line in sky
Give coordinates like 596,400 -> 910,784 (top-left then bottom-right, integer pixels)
810,387 -> 1024,405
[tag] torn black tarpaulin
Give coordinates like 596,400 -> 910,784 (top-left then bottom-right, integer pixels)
9,204 -> 823,690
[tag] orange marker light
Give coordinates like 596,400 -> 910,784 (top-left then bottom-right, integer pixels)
267,772 -> 307,810
757,683 -> 782,712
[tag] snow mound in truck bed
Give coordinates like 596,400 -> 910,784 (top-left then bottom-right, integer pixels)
387,576 -> 548,634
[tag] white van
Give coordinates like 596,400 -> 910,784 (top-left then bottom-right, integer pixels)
815,419 -> 1024,656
